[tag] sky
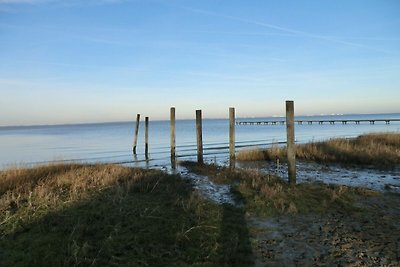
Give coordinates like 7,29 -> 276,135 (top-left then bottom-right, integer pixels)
0,0 -> 399,126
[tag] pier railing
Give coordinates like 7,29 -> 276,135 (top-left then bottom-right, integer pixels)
236,119 -> 400,126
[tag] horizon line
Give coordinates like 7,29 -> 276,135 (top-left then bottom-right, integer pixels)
1,111 -> 400,128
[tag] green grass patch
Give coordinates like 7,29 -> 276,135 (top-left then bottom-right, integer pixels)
182,161 -> 379,217
0,164 -> 254,266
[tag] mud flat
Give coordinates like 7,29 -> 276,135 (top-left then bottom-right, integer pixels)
252,193 -> 400,266
181,161 -> 400,267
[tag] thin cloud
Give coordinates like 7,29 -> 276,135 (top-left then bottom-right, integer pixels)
177,5 -> 399,55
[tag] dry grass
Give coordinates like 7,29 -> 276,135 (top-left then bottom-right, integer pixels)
236,146 -> 284,162
237,133 -> 400,168
182,162 -> 378,216
0,163 -> 149,225
233,169 -> 378,216
0,163 -> 254,266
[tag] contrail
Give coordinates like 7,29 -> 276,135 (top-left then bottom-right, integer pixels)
177,5 -> 399,55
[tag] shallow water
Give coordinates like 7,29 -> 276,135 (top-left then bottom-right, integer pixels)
176,166 -> 235,204
172,159 -> 400,206
154,157 -> 400,206
1,113 -> 399,169
1,114 -> 400,200
238,160 -> 400,193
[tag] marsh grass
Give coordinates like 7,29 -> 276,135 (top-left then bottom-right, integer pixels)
234,170 -> 378,216
236,146 -> 283,162
0,163 -> 253,266
181,161 -> 378,216
237,133 -> 400,168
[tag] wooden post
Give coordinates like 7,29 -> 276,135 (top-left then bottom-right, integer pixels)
229,107 -> 235,169
145,116 -> 149,159
170,107 -> 176,168
133,114 -> 140,154
286,100 -> 296,184
196,110 -> 203,164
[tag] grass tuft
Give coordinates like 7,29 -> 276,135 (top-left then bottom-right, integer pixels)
237,133 -> 400,168
236,146 -> 283,162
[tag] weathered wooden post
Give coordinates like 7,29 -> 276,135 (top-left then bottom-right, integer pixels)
145,116 -> 149,159
170,107 -> 176,168
229,107 -> 235,169
196,110 -> 203,164
286,100 -> 296,184
133,114 -> 140,154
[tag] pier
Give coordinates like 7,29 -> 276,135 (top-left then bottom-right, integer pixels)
236,119 -> 400,126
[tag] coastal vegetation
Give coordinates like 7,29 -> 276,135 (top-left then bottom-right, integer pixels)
236,132 -> 400,168
0,164 -> 253,266
1,134 -> 399,266
179,161 -> 400,265
180,161 -> 377,216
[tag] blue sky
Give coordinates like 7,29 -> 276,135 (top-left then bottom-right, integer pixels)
0,0 -> 399,125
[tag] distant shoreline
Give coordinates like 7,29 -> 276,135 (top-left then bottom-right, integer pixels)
1,112 -> 400,128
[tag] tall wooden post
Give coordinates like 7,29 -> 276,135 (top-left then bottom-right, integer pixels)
133,114 -> 140,154
145,116 -> 149,159
170,107 -> 176,168
229,107 -> 235,169
286,101 -> 296,184
196,110 -> 203,164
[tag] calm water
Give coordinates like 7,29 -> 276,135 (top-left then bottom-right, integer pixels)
1,113 -> 400,170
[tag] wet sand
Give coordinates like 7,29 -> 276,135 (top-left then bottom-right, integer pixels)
251,194 -> 400,266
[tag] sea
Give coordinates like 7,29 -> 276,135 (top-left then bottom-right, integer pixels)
1,113 -> 399,170
1,113 -> 400,195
